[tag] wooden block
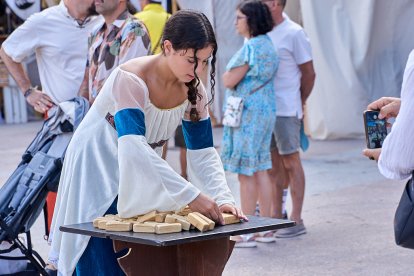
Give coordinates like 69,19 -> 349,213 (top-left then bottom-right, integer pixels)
222,213 -> 241,225
120,218 -> 139,223
93,217 -> 110,228
98,220 -> 109,230
137,210 -> 157,223
175,206 -> 192,216
106,221 -> 132,232
155,223 -> 182,234
105,214 -> 122,221
193,212 -> 215,230
187,213 -> 209,232
155,213 -> 168,223
171,214 -> 191,231
133,223 -> 156,233
164,214 -> 177,224
143,221 -> 161,226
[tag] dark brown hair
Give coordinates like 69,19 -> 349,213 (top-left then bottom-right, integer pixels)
160,10 -> 217,122
238,0 -> 274,37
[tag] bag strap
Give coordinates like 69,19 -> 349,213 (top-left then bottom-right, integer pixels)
248,77 -> 273,96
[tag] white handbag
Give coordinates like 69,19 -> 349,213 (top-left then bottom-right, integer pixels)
222,96 -> 243,127
222,78 -> 273,128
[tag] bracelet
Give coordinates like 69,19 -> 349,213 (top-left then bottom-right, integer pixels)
23,86 -> 37,98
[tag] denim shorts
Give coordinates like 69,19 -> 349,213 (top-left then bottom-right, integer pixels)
270,116 -> 301,155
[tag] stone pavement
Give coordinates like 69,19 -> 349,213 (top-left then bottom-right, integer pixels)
0,122 -> 412,275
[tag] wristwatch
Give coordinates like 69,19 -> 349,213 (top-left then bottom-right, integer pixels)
23,86 -> 37,98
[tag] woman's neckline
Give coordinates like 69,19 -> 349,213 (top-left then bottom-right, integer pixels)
118,67 -> 188,111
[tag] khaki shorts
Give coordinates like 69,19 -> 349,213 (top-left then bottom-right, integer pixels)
270,116 -> 301,155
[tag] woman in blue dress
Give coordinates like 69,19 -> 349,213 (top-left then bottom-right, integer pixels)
221,0 -> 278,246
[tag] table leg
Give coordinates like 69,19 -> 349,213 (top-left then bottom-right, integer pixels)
114,237 -> 235,276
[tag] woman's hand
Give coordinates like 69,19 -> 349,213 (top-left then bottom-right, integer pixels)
219,203 -> 248,222
362,148 -> 382,161
188,193 -> 224,224
367,97 -> 401,120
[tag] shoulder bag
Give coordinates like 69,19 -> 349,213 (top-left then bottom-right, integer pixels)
394,172 -> 414,249
222,77 -> 272,128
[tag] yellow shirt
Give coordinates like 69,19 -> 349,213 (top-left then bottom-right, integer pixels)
135,3 -> 170,54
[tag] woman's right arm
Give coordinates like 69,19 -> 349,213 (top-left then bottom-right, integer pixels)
222,64 -> 249,89
111,70 -> 200,218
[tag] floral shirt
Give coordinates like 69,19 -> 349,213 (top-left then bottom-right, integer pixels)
87,10 -> 150,100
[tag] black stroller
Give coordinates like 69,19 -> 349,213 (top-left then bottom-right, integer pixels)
0,98 -> 88,275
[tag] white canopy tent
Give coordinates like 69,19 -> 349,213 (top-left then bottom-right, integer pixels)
174,0 -> 414,139
302,0 -> 414,139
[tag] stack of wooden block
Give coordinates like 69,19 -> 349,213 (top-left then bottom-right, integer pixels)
93,207 -> 241,234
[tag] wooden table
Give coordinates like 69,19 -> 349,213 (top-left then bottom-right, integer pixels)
61,216 -> 294,276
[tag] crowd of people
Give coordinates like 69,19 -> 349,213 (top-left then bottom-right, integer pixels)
0,0 -> 318,274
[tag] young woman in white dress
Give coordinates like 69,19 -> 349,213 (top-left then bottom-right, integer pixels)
47,10 -> 246,276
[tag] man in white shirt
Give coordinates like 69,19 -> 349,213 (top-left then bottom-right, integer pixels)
263,0 -> 315,237
0,1 -> 101,274
0,0 -> 102,114
363,50 -> 414,180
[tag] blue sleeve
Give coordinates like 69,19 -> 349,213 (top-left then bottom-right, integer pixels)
182,118 -> 213,150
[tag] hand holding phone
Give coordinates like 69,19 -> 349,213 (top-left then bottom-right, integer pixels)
363,110 -> 387,149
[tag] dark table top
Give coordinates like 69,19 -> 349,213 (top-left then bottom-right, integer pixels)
60,216 -> 295,247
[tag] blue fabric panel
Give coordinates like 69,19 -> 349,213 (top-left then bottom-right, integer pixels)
114,108 -> 146,137
182,118 -> 213,150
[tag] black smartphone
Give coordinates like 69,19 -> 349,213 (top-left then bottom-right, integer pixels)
363,110 -> 387,149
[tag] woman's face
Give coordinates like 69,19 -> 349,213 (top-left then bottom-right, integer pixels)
164,41 -> 213,83
235,10 -> 249,38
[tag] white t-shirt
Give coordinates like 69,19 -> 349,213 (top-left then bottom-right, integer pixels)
378,50 -> 414,180
2,2 -> 102,104
267,16 -> 312,118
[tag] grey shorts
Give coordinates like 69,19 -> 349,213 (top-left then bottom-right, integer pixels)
270,116 -> 301,155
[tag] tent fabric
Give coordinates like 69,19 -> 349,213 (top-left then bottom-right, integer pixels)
301,0 -> 414,139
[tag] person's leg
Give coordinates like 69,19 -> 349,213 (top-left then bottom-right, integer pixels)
175,125 -> 187,179
282,152 -> 305,223
233,174 -> 258,247
161,141 -> 168,160
238,174 -> 258,215
253,170 -> 277,243
179,147 -> 187,179
254,170 -> 273,217
269,146 -> 287,218
270,118 -> 292,219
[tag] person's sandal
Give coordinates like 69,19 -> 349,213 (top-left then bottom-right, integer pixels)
232,234 -> 257,248
255,231 -> 276,243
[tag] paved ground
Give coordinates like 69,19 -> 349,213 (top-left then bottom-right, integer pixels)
1,122 -> 412,275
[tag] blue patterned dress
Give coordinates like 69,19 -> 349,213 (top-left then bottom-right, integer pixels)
221,35 -> 278,176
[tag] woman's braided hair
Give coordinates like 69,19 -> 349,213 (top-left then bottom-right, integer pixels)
160,10 -> 217,122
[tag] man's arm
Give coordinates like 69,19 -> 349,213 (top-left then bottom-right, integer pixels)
78,67 -> 90,103
0,47 -> 31,94
299,60 -> 315,105
0,47 -> 53,113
